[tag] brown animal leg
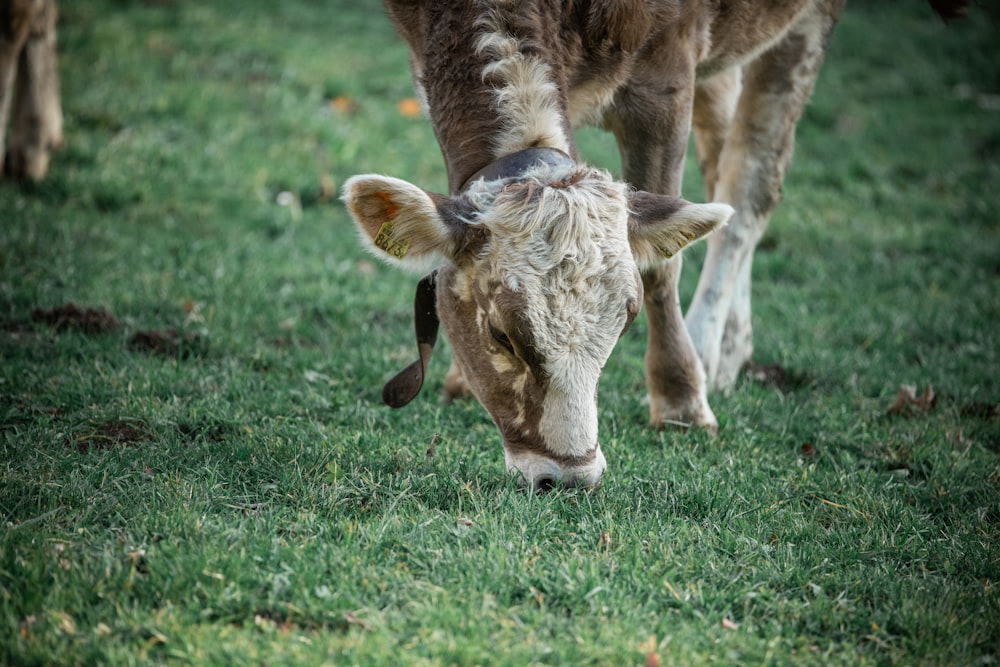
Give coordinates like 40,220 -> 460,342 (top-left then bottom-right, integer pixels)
686,1 -> 844,390
0,0 -> 33,177
606,47 -> 717,432
5,0 -> 61,180
692,68 -> 742,204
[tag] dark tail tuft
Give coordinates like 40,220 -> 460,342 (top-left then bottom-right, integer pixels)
928,0 -> 971,23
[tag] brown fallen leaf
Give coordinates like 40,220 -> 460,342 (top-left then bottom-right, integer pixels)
397,97 -> 422,117
344,611 -> 370,630
887,384 -> 937,415
319,173 -> 337,200
639,636 -> 659,667
330,95 -> 359,114
599,531 -> 612,550
722,617 -> 739,630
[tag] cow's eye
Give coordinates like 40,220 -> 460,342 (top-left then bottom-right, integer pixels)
488,321 -> 514,353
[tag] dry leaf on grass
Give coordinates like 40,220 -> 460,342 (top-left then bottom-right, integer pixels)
599,531 -> 612,550
639,635 -> 659,667
319,173 -> 337,200
330,95 -> 359,114
887,384 -> 937,415
344,611 -> 370,630
397,97 -> 422,117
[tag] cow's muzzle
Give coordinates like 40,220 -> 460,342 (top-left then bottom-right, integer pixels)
504,445 -> 607,492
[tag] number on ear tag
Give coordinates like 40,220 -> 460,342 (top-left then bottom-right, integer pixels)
374,220 -> 410,259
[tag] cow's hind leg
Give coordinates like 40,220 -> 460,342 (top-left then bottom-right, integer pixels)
685,2 -> 843,390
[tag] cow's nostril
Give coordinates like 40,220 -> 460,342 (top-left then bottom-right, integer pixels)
533,475 -> 557,493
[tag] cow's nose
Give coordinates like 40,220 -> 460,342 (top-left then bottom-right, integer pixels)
532,475 -> 558,493
531,468 -> 605,493
506,445 -> 607,491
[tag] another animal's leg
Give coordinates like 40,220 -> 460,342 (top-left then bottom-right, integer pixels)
685,3 -> 843,390
692,68 -> 742,204
640,257 -> 715,431
7,0 -> 61,180
0,0 -> 34,178
607,57 -> 717,432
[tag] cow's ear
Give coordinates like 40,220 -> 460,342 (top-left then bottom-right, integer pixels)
343,175 -> 465,270
626,191 -> 733,267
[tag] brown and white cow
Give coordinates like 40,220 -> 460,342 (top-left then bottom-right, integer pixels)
0,0 -> 62,181
343,0 -> 967,489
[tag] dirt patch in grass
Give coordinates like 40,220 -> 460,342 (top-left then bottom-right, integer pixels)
744,361 -> 811,392
128,328 -> 207,358
32,303 -> 120,334
960,402 -> 1000,420
73,420 -> 148,454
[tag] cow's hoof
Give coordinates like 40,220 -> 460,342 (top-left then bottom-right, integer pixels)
648,394 -> 719,435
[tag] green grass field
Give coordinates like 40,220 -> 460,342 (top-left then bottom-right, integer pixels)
2,1 -> 998,664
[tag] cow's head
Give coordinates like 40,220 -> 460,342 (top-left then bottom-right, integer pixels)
343,151 -> 732,490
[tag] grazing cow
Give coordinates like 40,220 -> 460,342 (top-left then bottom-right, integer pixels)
343,0 -> 967,489
0,0 -> 62,181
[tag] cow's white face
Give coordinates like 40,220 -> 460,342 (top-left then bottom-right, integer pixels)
343,163 -> 731,490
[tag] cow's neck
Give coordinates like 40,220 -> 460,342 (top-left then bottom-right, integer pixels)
420,5 -> 577,194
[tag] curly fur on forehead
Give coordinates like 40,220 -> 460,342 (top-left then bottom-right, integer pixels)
463,164 -> 632,276
461,162 -> 639,384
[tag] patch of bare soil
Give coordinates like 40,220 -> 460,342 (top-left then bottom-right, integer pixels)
73,420 -> 147,454
31,303 -> 120,334
960,402 -> 1000,420
128,328 -> 205,358
744,361 -> 810,392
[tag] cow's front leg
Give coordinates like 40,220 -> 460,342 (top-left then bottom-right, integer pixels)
686,3 -> 843,390
607,65 -> 716,432
641,256 -> 716,432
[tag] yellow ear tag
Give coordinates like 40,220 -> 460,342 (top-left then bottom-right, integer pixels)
373,220 -> 410,259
